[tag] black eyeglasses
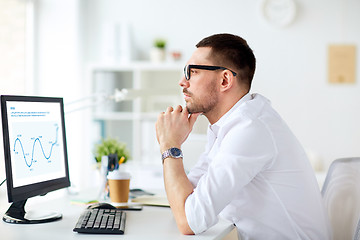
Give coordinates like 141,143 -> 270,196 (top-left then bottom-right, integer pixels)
184,64 -> 237,80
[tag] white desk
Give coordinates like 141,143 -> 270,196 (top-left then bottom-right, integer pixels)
0,190 -> 235,240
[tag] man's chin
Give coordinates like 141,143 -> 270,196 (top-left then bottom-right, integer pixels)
186,106 -> 202,115
186,106 -> 194,114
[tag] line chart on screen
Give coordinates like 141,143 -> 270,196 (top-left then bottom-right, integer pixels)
9,121 -> 65,187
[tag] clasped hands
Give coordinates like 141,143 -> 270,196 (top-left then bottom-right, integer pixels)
155,105 -> 201,153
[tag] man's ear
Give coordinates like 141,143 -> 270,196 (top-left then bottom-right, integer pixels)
219,70 -> 235,92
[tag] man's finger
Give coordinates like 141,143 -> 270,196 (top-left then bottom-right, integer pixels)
174,105 -> 183,112
189,112 -> 201,128
166,106 -> 174,113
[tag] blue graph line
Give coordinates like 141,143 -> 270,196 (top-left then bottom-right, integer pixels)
13,125 -> 59,168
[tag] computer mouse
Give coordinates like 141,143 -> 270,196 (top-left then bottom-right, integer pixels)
87,202 -> 116,210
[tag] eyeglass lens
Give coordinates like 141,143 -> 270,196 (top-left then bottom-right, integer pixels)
184,65 -> 190,80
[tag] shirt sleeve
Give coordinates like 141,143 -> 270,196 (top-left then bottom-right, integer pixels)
187,127 -> 215,187
185,117 -> 277,234
187,152 -> 209,187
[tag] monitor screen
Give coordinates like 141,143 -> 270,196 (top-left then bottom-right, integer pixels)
1,95 -> 70,223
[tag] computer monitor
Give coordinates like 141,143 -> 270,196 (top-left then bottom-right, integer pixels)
1,95 -> 70,224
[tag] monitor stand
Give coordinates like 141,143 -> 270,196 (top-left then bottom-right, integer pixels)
3,199 -> 62,224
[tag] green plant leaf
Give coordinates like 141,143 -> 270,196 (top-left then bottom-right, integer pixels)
94,137 -> 130,163
154,38 -> 166,48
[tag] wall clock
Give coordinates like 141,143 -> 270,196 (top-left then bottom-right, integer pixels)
261,0 -> 297,27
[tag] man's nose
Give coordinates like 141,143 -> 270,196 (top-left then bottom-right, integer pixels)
179,76 -> 189,88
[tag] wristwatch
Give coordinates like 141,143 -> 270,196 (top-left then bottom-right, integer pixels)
161,147 -> 183,164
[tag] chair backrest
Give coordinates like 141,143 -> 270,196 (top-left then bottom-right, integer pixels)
321,157 -> 360,240
354,219 -> 360,240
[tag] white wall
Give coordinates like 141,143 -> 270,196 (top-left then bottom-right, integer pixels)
32,0 -> 360,189
81,0 -> 360,170
34,0 -> 94,189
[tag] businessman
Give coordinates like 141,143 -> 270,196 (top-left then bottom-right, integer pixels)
155,33 -> 330,239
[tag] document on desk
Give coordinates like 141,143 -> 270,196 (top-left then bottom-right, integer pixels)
131,195 -> 169,207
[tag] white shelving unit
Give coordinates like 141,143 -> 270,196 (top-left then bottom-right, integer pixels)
87,61 -> 184,163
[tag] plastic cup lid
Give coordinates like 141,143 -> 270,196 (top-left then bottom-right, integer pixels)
107,170 -> 131,180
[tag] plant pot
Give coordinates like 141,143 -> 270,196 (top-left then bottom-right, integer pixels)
150,48 -> 166,62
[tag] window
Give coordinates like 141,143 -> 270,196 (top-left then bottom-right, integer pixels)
0,0 -> 33,94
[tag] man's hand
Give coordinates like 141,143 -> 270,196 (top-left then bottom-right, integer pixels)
156,105 -> 200,152
155,106 -> 200,235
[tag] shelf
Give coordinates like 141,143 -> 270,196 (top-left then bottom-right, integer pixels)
93,112 -> 159,121
88,61 -> 184,72
89,61 -> 183,163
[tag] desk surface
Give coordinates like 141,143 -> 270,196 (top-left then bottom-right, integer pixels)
0,189 -> 234,240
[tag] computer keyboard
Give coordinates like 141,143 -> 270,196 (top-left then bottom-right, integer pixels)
73,208 -> 126,234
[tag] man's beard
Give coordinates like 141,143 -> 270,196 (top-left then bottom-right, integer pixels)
183,87 -> 218,114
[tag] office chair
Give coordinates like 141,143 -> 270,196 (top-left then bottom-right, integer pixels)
354,219 -> 360,240
321,157 -> 360,240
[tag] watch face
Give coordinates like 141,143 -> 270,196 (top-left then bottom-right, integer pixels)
170,148 -> 182,157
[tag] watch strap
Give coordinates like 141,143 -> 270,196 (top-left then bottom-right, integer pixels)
161,147 -> 183,164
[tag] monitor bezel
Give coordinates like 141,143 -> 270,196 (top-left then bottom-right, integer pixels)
1,95 -> 70,203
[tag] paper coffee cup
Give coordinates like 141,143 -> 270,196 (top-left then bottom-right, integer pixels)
107,171 -> 131,203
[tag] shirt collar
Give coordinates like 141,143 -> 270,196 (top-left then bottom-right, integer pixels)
209,93 -> 252,137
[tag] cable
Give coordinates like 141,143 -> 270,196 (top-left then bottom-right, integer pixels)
0,178 -> 6,186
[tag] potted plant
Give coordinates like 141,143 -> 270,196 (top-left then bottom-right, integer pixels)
94,137 -> 130,169
150,38 -> 167,62
154,38 -> 166,49
94,138 -> 131,199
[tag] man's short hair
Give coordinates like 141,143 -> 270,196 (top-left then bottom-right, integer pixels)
196,33 -> 256,91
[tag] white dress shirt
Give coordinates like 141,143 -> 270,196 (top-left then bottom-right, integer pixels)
185,93 -> 331,240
